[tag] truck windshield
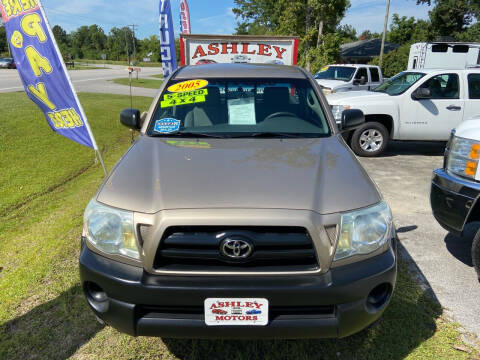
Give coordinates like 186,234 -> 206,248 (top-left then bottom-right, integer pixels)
148,78 -> 331,138
374,72 -> 425,96
314,66 -> 356,82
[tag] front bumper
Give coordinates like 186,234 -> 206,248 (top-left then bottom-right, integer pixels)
80,238 -> 397,339
431,169 -> 480,236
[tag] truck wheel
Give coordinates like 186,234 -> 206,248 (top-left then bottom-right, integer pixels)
350,122 -> 388,157
473,228 -> 480,281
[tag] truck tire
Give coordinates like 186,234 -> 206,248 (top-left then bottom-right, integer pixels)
350,122 -> 388,157
473,228 -> 480,281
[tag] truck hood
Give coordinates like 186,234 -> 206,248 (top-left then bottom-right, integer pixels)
327,91 -> 390,105
455,118 -> 480,139
315,79 -> 348,90
97,136 -> 380,214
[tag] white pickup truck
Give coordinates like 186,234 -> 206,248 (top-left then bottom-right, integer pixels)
328,68 -> 480,156
430,118 -> 480,281
314,64 -> 383,94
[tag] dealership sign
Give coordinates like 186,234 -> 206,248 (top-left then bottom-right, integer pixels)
180,35 -> 299,66
0,0 -> 99,150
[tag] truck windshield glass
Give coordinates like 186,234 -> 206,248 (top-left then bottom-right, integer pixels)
374,72 -> 425,95
314,66 -> 356,82
148,78 -> 331,138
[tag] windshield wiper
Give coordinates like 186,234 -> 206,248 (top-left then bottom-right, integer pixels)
150,131 -> 227,138
232,132 -> 314,138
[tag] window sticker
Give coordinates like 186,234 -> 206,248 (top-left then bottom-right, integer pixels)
161,88 -> 209,108
154,118 -> 181,133
228,97 -> 256,125
168,79 -> 208,93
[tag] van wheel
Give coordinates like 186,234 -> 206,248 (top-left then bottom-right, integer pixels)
473,228 -> 480,281
350,122 -> 388,157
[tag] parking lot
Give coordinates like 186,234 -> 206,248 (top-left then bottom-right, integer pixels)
360,141 -> 480,340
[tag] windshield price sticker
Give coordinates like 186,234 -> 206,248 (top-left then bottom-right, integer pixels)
154,118 -> 181,133
204,298 -> 269,326
167,79 -> 208,93
160,89 -> 208,108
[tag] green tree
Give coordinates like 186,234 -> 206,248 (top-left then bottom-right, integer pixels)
358,30 -> 381,40
88,25 -> 107,53
336,24 -> 357,44
387,15 -> 432,45
417,0 -> 475,35
52,25 -> 70,57
430,0 -> 474,34
0,23 -> 8,56
106,27 -> 136,62
455,22 -> 480,41
370,44 -> 410,77
233,0 -> 351,72
138,35 -> 161,62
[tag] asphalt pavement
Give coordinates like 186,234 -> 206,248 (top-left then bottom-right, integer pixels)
360,141 -> 480,342
0,64 -> 161,97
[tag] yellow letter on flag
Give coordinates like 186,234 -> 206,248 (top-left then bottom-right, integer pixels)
21,13 -> 47,42
28,82 -> 56,110
25,46 -> 52,76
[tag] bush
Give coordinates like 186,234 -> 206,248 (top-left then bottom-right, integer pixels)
370,44 -> 410,78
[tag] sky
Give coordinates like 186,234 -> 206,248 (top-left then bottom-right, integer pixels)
38,0 -> 433,39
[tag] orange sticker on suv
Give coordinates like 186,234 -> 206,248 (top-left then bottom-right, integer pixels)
167,79 -> 208,93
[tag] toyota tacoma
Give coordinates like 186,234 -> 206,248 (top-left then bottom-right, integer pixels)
80,63 -> 397,338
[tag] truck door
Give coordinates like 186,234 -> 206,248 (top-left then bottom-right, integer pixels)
401,73 -> 464,140
463,73 -> 480,120
369,67 -> 381,90
352,67 -> 369,91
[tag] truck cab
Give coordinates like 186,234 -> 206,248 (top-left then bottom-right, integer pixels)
314,64 -> 383,95
328,68 -> 480,156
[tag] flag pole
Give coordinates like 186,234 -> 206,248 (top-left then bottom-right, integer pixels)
37,1 -> 108,176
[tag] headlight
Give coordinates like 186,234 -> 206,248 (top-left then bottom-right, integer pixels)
331,105 -> 350,122
322,87 -> 334,95
83,199 -> 140,259
334,201 -> 393,261
446,136 -> 480,179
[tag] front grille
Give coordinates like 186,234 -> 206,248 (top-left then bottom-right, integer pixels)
153,226 -> 319,273
138,305 -> 335,320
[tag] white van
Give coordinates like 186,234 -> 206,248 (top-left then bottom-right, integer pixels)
408,42 -> 480,70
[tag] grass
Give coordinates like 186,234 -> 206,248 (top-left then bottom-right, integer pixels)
111,77 -> 163,89
151,74 -> 164,79
0,92 -> 478,359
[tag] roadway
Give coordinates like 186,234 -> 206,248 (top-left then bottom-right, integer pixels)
0,64 -> 161,97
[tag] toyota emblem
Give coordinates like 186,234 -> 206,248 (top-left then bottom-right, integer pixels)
221,238 -> 253,259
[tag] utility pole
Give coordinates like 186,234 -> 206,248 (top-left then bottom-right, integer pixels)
124,29 -> 130,65
128,24 -> 137,63
379,0 -> 391,69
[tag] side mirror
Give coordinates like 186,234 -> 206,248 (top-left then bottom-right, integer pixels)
353,76 -> 367,85
120,108 -> 141,130
412,88 -> 431,100
341,109 -> 365,132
